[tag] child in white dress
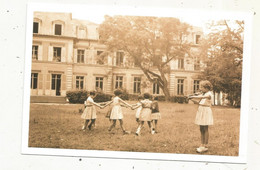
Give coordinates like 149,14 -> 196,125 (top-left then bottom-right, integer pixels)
104,89 -> 132,134
189,80 -> 213,153
131,95 -> 143,124
133,93 -> 155,136
81,91 -> 103,130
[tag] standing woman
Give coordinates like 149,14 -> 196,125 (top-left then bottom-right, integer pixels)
189,80 -> 214,153
81,91 -> 103,130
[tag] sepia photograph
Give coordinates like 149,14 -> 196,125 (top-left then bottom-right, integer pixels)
22,3 -> 252,163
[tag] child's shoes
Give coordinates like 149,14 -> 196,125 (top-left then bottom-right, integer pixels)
196,146 -> 208,153
82,125 -> 86,130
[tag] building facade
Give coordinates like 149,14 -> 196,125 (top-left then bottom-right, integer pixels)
31,12 -> 203,98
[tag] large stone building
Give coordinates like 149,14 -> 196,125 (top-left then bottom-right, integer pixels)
31,12 -> 203,99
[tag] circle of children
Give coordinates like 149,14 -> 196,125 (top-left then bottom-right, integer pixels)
81,80 -> 214,153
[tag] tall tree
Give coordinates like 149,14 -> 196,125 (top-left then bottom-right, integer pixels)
199,20 -> 244,107
98,15 -> 191,100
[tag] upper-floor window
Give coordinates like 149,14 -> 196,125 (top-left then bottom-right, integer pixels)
76,76 -> 84,90
153,82 -> 160,95
193,80 -> 200,93
178,58 -> 184,69
32,45 -> 38,60
53,47 -> 61,62
55,24 -> 62,35
33,22 -> 39,33
177,79 -> 184,95
116,51 -> 124,66
97,50 -> 105,65
31,73 -> 38,89
133,77 -> 141,94
194,57 -> 200,71
115,76 -> 123,89
95,77 -> 103,90
77,50 -> 84,63
195,34 -> 201,44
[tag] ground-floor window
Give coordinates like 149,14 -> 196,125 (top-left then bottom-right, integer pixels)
177,79 -> 184,95
193,80 -> 200,93
133,77 -> 141,94
31,73 -> 38,89
153,82 -> 160,94
51,74 -> 61,96
76,76 -> 84,90
96,77 -> 103,90
115,76 -> 123,89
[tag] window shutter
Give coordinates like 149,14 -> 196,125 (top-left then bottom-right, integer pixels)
191,80 -> 194,94
38,45 -> 43,61
123,76 -> 126,90
61,47 -> 66,62
84,50 -> 87,64
61,74 -> 66,90
86,50 -> 91,64
72,75 -> 76,90
130,76 -> 134,94
46,74 -> 51,90
48,46 -> 53,61
92,50 -> 96,64
73,49 -> 77,63
38,73 -> 43,89
184,79 -> 188,95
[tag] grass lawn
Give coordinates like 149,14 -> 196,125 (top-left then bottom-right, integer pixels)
28,102 -> 240,156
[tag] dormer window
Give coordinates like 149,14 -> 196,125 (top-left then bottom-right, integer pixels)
33,22 -> 39,33
195,34 -> 201,44
55,24 -> 62,35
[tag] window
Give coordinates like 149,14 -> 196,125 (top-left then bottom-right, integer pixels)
195,34 -> 201,44
53,47 -> 61,62
31,73 -> 38,89
193,80 -> 200,93
177,79 -> 184,95
153,82 -> 160,94
115,76 -> 123,89
77,50 -> 84,63
133,77 -> 141,94
33,22 -> 39,33
95,77 -> 103,90
76,76 -> 84,90
116,52 -> 124,66
97,50 -> 105,65
194,57 -> 200,70
55,24 -> 62,35
178,58 -> 184,69
32,45 -> 38,60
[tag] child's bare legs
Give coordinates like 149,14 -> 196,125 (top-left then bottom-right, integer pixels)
82,119 -> 89,130
108,120 -> 116,131
136,121 -> 144,135
200,125 -> 209,148
153,120 -> 158,133
147,121 -> 154,134
88,119 -> 96,130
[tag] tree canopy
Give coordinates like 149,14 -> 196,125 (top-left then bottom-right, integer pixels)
199,20 -> 244,107
98,15 -> 192,100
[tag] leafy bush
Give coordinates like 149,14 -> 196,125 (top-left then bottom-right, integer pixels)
94,92 -> 113,103
119,89 -> 129,100
66,90 -> 89,104
174,95 -> 189,104
128,94 -> 140,101
154,95 -> 166,101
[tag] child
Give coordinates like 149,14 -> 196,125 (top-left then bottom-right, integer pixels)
151,97 -> 161,133
131,95 -> 143,124
189,80 -> 213,153
134,93 -> 155,136
104,89 -> 132,134
81,91 -> 103,130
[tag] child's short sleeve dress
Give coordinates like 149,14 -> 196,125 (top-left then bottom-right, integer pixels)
135,102 -> 142,119
110,96 -> 123,120
139,99 -> 152,121
81,97 -> 97,120
195,91 -> 213,125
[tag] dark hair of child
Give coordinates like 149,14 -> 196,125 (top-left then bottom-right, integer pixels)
89,91 -> 95,96
143,93 -> 150,99
138,95 -> 143,100
114,89 -> 122,96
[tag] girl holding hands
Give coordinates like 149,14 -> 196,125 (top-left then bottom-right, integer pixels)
189,80 -> 214,153
104,89 -> 132,134
81,91 -> 104,130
